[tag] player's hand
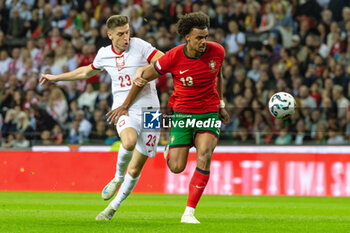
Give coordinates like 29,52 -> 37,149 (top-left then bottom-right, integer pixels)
219,108 -> 230,124
106,105 -> 129,125
39,74 -> 56,86
133,76 -> 148,87
133,66 -> 149,87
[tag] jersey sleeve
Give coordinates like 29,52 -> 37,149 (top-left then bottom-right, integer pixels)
153,50 -> 174,75
214,42 -> 226,63
91,47 -> 105,70
135,38 -> 159,64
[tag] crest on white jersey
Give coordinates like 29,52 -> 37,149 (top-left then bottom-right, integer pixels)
116,55 -> 125,67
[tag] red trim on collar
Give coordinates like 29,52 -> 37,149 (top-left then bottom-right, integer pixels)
111,45 -> 124,55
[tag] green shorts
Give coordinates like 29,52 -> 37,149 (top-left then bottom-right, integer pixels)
168,112 -> 221,148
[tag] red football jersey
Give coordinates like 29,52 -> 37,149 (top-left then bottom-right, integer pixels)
154,41 -> 225,114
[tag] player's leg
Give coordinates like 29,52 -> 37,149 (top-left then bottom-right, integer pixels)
97,127 -> 159,221
110,150 -> 147,209
96,149 -> 148,221
164,112 -> 193,173
166,147 -> 190,173
181,132 -> 218,224
116,128 -> 138,177
184,112 -> 220,217
101,116 -> 139,200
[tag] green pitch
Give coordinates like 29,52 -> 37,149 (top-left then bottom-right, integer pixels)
0,192 -> 350,233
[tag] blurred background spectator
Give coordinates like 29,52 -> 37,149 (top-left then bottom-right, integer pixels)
0,0 -> 349,147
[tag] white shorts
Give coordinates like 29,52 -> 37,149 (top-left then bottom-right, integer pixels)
116,114 -> 160,158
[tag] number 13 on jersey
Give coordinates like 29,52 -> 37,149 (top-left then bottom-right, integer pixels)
180,76 -> 193,86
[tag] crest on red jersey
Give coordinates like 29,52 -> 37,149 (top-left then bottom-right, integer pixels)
116,55 -> 125,67
209,60 -> 217,73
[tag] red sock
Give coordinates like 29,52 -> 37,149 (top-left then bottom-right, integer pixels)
187,168 -> 210,208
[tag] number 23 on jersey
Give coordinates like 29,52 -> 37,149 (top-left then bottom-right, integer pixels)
119,75 -> 131,87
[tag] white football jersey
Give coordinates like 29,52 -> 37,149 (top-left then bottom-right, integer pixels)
92,38 -> 160,114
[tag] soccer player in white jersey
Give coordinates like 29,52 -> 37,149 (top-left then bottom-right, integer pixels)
39,15 -> 164,221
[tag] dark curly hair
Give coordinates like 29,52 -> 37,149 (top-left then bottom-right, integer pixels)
176,12 -> 210,38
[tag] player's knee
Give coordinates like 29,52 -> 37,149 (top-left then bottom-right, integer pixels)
122,140 -> 136,151
169,163 -> 186,174
170,167 -> 184,174
127,166 -> 141,178
197,147 -> 213,160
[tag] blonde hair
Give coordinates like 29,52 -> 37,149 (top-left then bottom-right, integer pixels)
17,111 -> 30,131
49,87 -> 66,104
333,85 -> 343,93
106,15 -> 129,31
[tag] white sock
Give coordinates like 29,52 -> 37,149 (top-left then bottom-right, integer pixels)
184,206 -> 195,215
110,173 -> 140,210
115,145 -> 133,180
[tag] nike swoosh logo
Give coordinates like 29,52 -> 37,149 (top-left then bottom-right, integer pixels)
195,185 -> 205,189
179,69 -> 189,74
102,185 -> 109,194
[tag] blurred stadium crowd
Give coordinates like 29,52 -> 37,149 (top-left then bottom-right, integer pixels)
0,0 -> 349,148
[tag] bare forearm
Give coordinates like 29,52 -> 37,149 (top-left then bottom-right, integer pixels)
142,64 -> 160,82
216,68 -> 224,99
54,66 -> 98,81
138,64 -> 152,74
133,64 -> 152,82
123,85 -> 144,108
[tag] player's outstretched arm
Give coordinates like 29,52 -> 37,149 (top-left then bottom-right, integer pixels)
39,65 -> 100,86
133,64 -> 160,87
132,64 -> 152,87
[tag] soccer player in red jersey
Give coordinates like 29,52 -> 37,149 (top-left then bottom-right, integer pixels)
108,12 -> 230,224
